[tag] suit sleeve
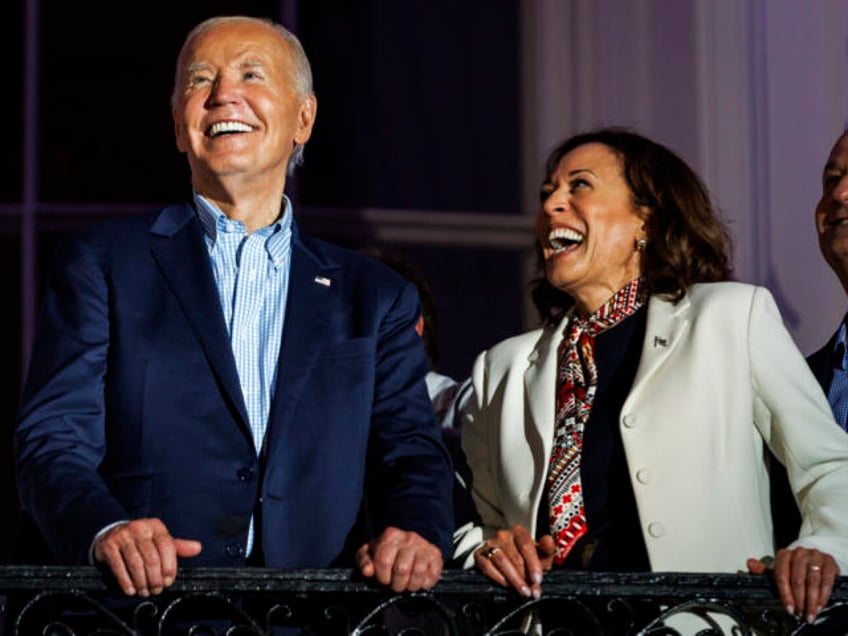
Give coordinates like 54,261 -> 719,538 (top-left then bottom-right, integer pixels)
452,348 -> 506,568
365,280 -> 455,558
15,234 -> 128,564
748,286 -> 848,571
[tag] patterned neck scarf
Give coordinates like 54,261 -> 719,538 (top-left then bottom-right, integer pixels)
546,278 -> 644,565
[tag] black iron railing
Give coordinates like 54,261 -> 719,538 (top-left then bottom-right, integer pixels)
0,566 -> 846,635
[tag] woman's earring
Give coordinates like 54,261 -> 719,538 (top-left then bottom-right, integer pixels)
635,238 -> 648,252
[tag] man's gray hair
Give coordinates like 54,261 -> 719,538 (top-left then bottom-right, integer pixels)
172,15 -> 314,173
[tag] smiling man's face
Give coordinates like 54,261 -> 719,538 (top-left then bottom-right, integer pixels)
816,132 -> 848,291
172,19 -> 315,190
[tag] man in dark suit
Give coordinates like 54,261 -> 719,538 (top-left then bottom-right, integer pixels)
808,129 -> 848,412
14,15 -> 453,599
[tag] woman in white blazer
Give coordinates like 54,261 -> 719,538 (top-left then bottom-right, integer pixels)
453,128 -> 848,624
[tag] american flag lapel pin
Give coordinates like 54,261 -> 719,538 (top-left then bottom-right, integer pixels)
314,275 -> 332,287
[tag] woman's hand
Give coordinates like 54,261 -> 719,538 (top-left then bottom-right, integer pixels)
747,547 -> 840,624
474,525 -> 555,598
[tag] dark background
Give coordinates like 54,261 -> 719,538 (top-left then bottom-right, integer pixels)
1,1 -> 526,561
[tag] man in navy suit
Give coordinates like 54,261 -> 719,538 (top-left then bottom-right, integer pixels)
808,129 -> 848,410
14,15 -> 453,598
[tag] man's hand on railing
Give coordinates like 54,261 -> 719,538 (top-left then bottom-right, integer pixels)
355,526 -> 443,593
747,546 -> 839,625
93,518 -> 203,598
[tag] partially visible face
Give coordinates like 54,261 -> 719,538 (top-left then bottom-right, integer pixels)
172,19 -> 316,188
816,133 -> 848,289
537,142 -> 646,314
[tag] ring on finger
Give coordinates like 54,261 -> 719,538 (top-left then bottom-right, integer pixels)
809,565 -> 822,573
482,546 -> 502,559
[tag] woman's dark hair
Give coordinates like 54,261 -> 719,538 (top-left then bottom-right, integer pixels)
532,126 -> 733,325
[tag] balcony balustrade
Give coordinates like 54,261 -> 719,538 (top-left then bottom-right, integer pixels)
0,566 -> 846,635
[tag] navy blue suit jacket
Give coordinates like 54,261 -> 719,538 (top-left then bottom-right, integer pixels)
15,203 -> 454,567
807,334 -> 836,392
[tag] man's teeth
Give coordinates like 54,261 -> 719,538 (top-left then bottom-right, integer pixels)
548,228 -> 585,251
208,121 -> 253,137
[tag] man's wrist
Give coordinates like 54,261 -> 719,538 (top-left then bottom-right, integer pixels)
89,519 -> 129,563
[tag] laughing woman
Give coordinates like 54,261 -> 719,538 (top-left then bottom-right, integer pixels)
453,127 -> 848,623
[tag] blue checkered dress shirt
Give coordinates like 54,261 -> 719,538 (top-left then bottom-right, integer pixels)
194,192 -> 293,556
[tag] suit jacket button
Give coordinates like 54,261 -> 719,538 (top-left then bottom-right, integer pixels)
225,542 -> 245,558
237,468 -> 254,482
647,522 -> 665,538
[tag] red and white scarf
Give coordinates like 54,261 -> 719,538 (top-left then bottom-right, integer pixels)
546,279 -> 644,565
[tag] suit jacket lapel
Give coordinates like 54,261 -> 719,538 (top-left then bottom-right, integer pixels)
148,203 -> 250,430
524,315 -> 570,465
626,293 -> 692,405
267,226 -> 337,437
807,332 -> 837,391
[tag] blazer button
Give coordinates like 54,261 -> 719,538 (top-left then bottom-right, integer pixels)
224,542 -> 245,558
635,469 -> 651,484
237,468 -> 254,482
622,414 -> 636,428
647,522 -> 665,538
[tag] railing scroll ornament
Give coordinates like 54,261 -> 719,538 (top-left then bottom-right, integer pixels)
0,566 -> 845,635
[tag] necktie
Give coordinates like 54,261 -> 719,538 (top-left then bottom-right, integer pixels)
547,279 -> 643,564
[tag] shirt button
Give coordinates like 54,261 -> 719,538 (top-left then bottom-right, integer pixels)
622,414 -> 636,428
648,522 -> 665,538
635,469 -> 651,484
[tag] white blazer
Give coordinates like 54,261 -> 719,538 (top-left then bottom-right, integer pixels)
454,282 -> 848,573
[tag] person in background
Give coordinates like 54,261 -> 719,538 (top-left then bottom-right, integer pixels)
15,15 -> 452,598
360,248 -> 467,424
363,247 -> 480,538
453,127 -> 848,625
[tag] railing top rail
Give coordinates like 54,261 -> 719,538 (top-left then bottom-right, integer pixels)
1,565 -> 845,601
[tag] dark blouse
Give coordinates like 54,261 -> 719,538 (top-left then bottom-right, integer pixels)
537,306 -> 650,571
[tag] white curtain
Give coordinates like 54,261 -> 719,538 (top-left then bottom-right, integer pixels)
520,0 -> 848,354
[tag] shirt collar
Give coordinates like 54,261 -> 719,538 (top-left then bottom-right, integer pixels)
192,192 -> 293,270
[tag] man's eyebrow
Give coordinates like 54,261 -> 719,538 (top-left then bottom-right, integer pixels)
241,60 -> 274,76
186,63 -> 213,75
824,161 -> 842,172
